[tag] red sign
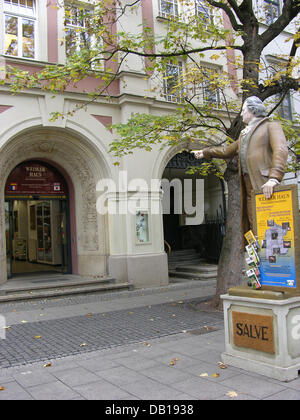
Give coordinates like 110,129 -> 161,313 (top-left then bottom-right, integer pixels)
5,161 -> 67,196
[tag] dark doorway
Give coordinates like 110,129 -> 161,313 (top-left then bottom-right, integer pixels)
5,161 -> 72,278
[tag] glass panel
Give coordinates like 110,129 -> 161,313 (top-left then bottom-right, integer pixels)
59,200 -> 69,273
5,202 -> 11,278
136,212 -> 150,243
161,0 -> 178,17
22,18 -> 34,58
65,28 -> 77,56
37,203 -> 44,260
43,202 -> 52,262
5,15 -> 18,56
264,0 -> 280,25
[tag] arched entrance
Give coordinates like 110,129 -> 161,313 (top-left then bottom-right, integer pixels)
5,160 -> 72,278
162,151 -> 226,262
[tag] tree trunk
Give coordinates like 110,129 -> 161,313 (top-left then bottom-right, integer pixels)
211,158 -> 244,309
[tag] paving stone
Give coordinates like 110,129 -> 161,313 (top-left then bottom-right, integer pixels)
0,380 -> 33,400
27,380 -> 82,400
220,373 -> 286,399
13,370 -> 55,387
52,367 -> 101,387
73,379 -> 135,400
95,365 -> 146,386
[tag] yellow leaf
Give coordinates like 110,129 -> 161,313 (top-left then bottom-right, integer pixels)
218,362 -> 227,369
34,336 -> 41,339
213,373 -> 220,378
43,363 -> 52,368
0,387 -> 5,391
226,391 -> 238,398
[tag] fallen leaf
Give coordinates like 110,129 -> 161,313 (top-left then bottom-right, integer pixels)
200,373 -> 209,377
213,373 -> 220,378
87,313 -> 92,318
43,362 -> 52,368
226,391 -> 238,398
21,320 -> 28,324
143,342 -> 151,347
0,387 -> 5,391
34,336 -> 41,339
129,312 -> 134,315
170,357 -> 179,366
80,343 -> 87,347
218,362 -> 227,369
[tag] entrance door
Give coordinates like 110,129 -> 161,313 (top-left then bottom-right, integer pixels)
4,160 -> 72,277
6,199 -> 70,275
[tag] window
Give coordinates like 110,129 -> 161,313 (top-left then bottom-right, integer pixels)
195,0 -> 213,25
65,5 -> 93,56
194,66 -> 220,106
3,0 -> 36,59
159,0 -> 179,19
264,0 -> 280,25
163,61 -> 183,102
276,92 -> 293,120
202,77 -> 220,104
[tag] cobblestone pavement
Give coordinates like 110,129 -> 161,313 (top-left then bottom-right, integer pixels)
0,299 -> 223,368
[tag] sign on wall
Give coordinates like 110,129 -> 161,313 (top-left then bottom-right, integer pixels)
5,161 -> 67,197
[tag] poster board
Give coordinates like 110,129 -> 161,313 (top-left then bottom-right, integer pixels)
252,185 -> 300,294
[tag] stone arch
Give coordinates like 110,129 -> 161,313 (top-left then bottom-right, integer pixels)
0,126 -> 111,283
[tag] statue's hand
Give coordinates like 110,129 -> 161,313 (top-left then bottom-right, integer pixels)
193,150 -> 204,159
261,179 -> 278,199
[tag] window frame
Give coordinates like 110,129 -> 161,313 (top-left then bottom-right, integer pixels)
263,0 -> 280,25
276,91 -> 293,120
193,65 -> 221,107
158,0 -> 179,19
195,0 -> 214,26
3,0 -> 37,60
163,60 -> 184,103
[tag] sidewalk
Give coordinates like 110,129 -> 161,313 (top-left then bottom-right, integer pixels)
0,280 -> 299,400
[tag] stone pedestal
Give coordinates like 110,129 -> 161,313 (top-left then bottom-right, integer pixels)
221,292 -> 300,382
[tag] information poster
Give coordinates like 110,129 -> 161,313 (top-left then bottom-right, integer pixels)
255,190 -> 296,289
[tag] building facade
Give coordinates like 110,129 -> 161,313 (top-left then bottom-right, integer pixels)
0,0 -> 298,286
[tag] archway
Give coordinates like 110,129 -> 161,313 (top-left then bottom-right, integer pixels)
0,126 -> 111,284
161,151 -> 227,263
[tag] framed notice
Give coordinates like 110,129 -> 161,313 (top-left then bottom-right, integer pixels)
136,211 -> 150,244
252,185 -> 300,293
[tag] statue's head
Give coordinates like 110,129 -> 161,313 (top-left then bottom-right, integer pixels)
244,96 -> 267,118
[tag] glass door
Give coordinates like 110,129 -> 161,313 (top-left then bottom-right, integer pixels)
58,200 -> 69,273
5,201 -> 12,278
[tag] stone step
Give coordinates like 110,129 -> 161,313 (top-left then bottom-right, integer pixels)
0,281 -> 132,303
0,276 -> 115,296
168,249 -> 197,256
168,255 -> 204,263
175,265 -> 218,274
169,270 -> 217,280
